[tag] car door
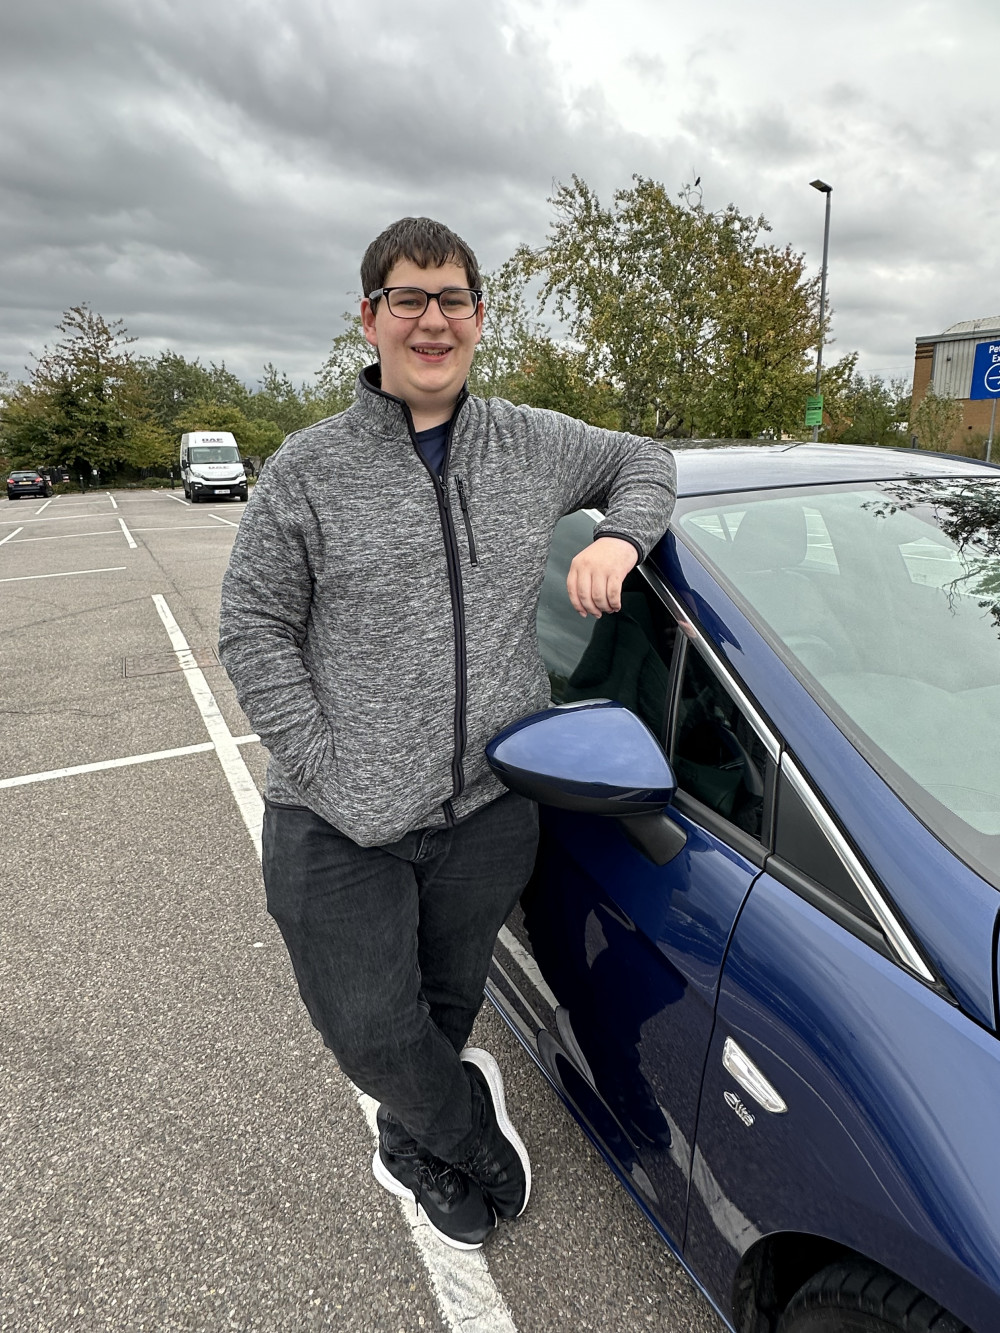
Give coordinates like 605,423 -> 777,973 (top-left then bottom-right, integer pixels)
511,511 -> 778,1249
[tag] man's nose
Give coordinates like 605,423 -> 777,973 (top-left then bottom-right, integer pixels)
418,295 -> 449,326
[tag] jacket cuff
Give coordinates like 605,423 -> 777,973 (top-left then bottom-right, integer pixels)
593,530 -> 644,562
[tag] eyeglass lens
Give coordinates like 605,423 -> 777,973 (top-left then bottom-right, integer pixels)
386,288 -> 478,319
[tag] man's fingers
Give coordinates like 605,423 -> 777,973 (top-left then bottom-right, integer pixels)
568,565 -> 600,618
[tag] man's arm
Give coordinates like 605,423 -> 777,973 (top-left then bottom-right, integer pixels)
218,467 -> 335,797
525,407 -> 677,616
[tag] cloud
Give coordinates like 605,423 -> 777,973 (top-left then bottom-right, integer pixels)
0,0 -> 997,390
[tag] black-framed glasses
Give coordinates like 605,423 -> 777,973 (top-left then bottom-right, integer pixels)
367,286 -> 482,319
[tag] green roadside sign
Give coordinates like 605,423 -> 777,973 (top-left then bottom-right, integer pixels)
805,394 -> 824,427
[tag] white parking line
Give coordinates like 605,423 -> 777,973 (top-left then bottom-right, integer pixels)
8,530 -> 120,543
0,512 -> 133,526
118,516 -> 137,549
108,493 -> 118,509
0,735 -> 259,790
167,493 -> 190,505
152,595 -> 520,1333
359,1093 -> 520,1333
0,743 -> 214,789
0,566 -> 126,583
0,528 -> 23,546
35,499 -> 54,514
129,525 -> 231,533
152,594 -> 264,857
210,513 -> 239,527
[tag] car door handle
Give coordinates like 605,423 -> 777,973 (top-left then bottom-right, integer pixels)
722,1038 -> 787,1114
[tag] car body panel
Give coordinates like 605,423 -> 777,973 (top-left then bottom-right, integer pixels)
522,800 -> 763,1241
687,874 -> 1000,1332
670,443 -> 1000,497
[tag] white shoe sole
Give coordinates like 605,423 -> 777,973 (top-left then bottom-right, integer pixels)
459,1046 -> 532,1216
371,1150 -> 485,1251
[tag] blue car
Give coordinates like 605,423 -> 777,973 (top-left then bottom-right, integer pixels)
485,444 -> 1000,1333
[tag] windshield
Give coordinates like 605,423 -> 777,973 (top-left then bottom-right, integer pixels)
190,445 -> 240,464
676,478 -> 1000,887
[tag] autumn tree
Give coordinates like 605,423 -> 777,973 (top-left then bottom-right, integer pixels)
0,306 -> 170,474
911,390 -> 963,453
519,175 -> 851,440
824,372 -> 910,447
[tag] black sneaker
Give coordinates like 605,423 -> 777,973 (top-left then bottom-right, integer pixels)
458,1047 -> 531,1219
372,1109 -> 497,1251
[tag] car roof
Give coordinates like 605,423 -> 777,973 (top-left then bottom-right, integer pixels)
672,442 -> 1000,499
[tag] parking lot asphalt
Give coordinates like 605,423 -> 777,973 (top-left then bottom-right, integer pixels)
0,488 -> 725,1333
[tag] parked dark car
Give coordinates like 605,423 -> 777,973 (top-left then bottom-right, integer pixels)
7,469 -> 52,499
486,444 -> 1000,1333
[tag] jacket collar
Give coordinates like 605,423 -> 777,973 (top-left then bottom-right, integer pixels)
356,364 -> 470,440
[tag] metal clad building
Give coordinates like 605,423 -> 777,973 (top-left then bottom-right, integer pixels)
912,317 -> 1000,450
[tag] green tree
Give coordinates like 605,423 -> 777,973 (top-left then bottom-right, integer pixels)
469,263 -> 545,400
825,373 -> 911,447
314,313 -> 373,416
508,340 -> 619,427
137,351 -> 217,435
0,305 -> 170,475
520,174 -> 847,440
911,390 -> 963,452
249,363 -> 312,437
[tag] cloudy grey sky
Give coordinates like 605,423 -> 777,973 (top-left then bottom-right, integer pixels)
1,0 -> 997,390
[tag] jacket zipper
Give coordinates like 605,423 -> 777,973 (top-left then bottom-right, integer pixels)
454,476 -> 479,566
402,400 -> 469,821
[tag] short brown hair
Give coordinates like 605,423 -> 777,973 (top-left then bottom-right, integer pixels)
361,217 -> 481,298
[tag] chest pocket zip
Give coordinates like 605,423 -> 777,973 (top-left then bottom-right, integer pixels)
454,476 -> 479,566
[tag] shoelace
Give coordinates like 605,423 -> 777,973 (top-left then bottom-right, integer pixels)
411,1155 -> 466,1206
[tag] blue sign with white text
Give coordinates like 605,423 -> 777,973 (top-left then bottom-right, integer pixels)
970,340 -> 1000,399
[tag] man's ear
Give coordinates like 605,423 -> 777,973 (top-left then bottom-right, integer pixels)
361,298 -> 379,350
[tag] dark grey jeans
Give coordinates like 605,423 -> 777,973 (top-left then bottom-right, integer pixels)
262,791 -> 538,1161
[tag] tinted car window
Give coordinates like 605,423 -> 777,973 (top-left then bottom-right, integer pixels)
537,513 -> 678,741
772,769 -> 879,928
671,645 -> 769,840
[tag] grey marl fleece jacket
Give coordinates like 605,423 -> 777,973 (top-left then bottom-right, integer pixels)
218,367 -> 676,846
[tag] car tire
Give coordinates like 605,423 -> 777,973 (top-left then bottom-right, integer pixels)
777,1261 -> 969,1333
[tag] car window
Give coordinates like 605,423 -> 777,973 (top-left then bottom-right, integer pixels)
675,480 -> 1000,889
537,512 -> 678,742
771,768 -> 879,928
670,644 -> 770,841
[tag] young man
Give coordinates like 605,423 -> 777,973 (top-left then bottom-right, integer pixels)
218,217 -> 676,1250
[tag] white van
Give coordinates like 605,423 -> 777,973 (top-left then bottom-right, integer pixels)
179,432 -> 248,503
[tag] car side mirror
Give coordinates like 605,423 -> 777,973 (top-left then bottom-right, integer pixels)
486,699 -> 677,816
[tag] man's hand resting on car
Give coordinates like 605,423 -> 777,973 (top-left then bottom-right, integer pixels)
566,536 -> 639,618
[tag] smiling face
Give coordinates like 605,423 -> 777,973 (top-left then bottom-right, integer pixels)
361,258 -> 484,431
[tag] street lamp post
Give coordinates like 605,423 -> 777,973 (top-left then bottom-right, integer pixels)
810,179 -> 833,442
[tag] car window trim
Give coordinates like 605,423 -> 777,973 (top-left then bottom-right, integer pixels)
781,755 -> 935,983
630,554 -> 781,767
